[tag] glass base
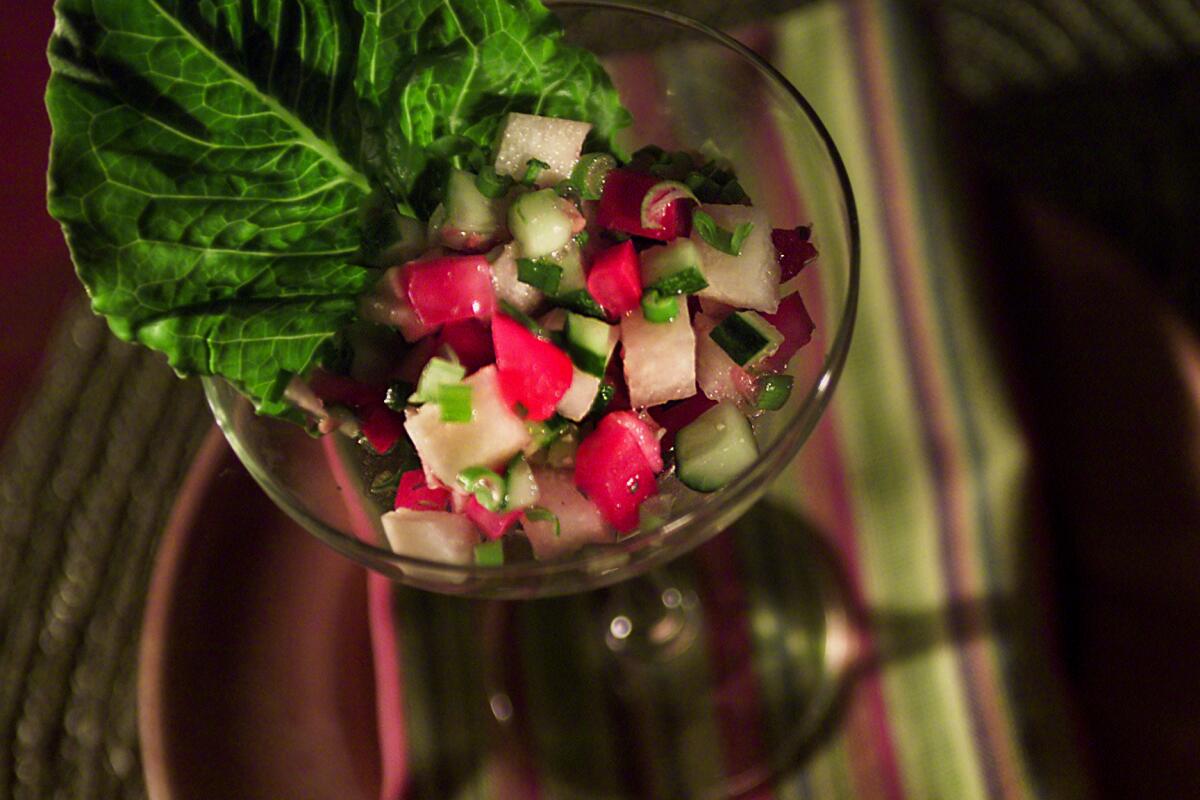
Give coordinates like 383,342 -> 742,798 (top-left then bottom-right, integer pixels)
483,504 -> 856,798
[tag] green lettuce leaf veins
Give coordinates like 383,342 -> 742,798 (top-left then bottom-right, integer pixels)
46,0 -> 629,414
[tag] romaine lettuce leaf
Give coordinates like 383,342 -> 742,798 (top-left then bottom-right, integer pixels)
46,0 -> 628,413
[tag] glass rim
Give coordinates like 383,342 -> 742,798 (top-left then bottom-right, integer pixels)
205,0 -> 861,590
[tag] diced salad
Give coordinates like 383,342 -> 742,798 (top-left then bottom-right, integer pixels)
306,112 -> 819,566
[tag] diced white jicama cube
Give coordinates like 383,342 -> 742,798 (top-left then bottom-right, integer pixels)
694,313 -> 756,405
557,367 -> 602,421
493,112 -> 592,187
621,309 -> 697,408
488,243 -> 543,313
381,508 -> 480,565
691,204 -> 780,313
405,366 -> 532,487
523,468 -> 612,560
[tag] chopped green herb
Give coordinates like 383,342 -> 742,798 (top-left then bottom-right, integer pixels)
410,357 -> 465,404
457,467 -> 506,511
522,158 -> 551,186
573,230 -> 590,248
473,539 -> 505,566
517,258 -> 563,294
437,383 -> 473,422
757,374 -> 794,410
693,210 -> 755,256
569,153 -> 617,200
475,166 -> 513,199
640,290 -> 680,323
524,506 -> 561,538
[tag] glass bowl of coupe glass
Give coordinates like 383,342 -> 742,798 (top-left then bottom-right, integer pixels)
204,0 -> 859,601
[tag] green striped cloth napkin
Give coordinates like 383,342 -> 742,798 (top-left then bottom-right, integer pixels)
368,2 -> 1092,797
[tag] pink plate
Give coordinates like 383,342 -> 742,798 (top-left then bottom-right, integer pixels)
138,428 -> 381,799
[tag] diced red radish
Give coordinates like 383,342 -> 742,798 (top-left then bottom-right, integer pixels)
772,226 -> 818,281
586,240 -> 642,318
464,496 -> 522,540
308,371 -> 383,411
522,468 -> 611,560
359,266 -> 432,342
648,394 -> 717,449
492,314 -> 574,421
759,292 -> 815,372
394,470 -> 451,512
597,169 -> 692,241
437,319 -> 494,373
360,404 -> 406,454
406,255 -> 497,329
606,411 -> 664,473
574,412 -> 659,532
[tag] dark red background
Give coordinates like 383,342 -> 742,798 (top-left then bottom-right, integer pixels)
0,4 -> 73,436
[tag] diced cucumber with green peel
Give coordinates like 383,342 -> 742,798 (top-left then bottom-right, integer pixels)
675,402 -> 759,492
504,455 -> 540,509
509,189 -> 573,257
564,313 -> 618,377
444,169 -> 503,239
708,311 -> 784,367
640,239 -> 709,295
621,308 -> 697,408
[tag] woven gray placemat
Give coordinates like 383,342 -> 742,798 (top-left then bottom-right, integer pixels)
0,297 -> 211,800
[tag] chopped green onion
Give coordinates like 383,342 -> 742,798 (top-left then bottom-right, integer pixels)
524,506 -> 561,538
527,416 -> 573,449
522,158 -> 551,186
475,166 -> 513,199
409,357 -> 466,404
587,382 -> 616,418
641,290 -> 680,323
757,374 -> 794,410
573,230 -> 590,248
473,539 -> 505,566
517,258 -> 563,294
384,380 -> 414,412
437,383 -> 473,422
692,210 -> 754,256
457,467 -> 506,511
569,153 -> 617,200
